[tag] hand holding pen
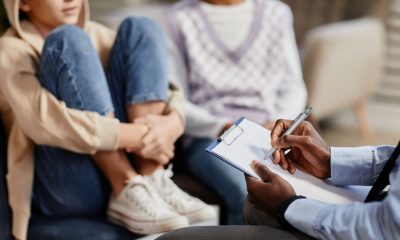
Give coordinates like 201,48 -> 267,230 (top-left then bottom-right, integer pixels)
265,108 -> 311,173
268,114 -> 331,177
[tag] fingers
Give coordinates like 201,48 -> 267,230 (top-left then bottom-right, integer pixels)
155,154 -> 170,165
245,176 -> 259,203
134,118 -> 151,129
140,140 -> 159,156
133,122 -> 176,163
142,130 -> 156,146
273,135 -> 308,149
126,144 -> 142,153
245,178 -> 257,204
152,144 -> 174,159
270,119 -> 293,142
245,175 -> 256,187
264,121 -> 275,130
271,149 -> 296,174
251,160 -> 275,182
278,150 -> 289,171
271,120 -> 314,148
245,175 -> 264,193
162,146 -> 175,159
285,153 -> 297,174
141,144 -> 174,160
245,174 -> 271,210
272,150 -> 280,164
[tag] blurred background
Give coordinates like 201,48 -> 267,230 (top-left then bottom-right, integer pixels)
0,1 -> 399,238
1,0 -> 399,147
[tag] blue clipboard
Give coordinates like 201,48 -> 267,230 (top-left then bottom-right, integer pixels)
205,117 -> 259,178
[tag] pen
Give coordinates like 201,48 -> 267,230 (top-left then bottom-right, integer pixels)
264,107 -> 312,160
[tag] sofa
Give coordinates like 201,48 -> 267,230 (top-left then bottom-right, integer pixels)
302,18 -> 385,139
0,115 -> 226,240
0,0 -> 389,238
0,120 -> 11,240
0,119 -> 139,239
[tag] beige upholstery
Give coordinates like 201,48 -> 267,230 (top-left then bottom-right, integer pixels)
281,0 -> 389,45
303,18 -> 385,138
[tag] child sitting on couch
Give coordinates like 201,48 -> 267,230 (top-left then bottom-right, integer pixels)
0,0 -> 215,239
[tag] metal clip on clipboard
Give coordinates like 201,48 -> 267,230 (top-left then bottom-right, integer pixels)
218,125 -> 244,146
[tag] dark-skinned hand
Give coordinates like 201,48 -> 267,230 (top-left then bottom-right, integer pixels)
270,119 -> 331,179
245,160 -> 296,216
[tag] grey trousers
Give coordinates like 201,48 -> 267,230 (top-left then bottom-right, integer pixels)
156,200 -> 311,240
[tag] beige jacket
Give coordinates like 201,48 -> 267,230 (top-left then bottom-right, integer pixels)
0,1 -> 184,239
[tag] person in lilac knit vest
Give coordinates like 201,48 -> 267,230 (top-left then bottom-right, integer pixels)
165,0 -> 307,224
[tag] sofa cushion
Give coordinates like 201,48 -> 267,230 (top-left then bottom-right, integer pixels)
0,119 -> 12,240
28,215 -> 139,240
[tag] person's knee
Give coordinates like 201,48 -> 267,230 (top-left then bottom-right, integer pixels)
44,24 -> 92,54
243,199 -> 267,225
118,16 -> 165,48
156,227 -> 200,240
40,25 -> 112,113
243,200 -> 280,227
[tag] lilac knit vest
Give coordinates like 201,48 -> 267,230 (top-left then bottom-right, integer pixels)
168,0 -> 293,123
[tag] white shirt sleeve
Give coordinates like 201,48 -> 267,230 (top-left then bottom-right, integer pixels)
284,146 -> 400,240
328,146 -> 392,186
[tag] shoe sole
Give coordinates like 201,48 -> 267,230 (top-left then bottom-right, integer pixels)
183,206 -> 217,224
107,209 -> 189,235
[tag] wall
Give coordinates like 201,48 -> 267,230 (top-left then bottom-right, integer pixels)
281,0 -> 389,45
376,0 -> 400,101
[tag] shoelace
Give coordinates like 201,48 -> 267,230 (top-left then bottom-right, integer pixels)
124,180 -> 165,218
164,165 -> 192,198
158,166 -> 198,211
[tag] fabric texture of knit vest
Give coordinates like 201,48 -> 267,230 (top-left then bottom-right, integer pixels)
168,0 -> 295,123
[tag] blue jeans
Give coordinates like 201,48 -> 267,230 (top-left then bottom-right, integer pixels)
185,138 -> 247,224
29,17 -> 168,239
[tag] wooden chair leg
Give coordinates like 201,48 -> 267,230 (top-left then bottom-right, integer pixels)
354,101 -> 373,141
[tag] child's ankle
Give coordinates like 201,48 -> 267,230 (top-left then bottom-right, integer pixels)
112,172 -> 138,197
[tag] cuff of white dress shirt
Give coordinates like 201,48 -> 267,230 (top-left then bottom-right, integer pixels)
276,195 -> 306,229
284,198 -> 328,236
327,147 -> 375,185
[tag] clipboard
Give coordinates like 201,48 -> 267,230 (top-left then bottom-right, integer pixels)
206,117 -> 266,179
206,117 -> 371,204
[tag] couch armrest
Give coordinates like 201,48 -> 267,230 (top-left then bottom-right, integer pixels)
303,18 -> 385,119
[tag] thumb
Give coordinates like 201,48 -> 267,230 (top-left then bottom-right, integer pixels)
251,160 -> 274,182
272,135 -> 306,149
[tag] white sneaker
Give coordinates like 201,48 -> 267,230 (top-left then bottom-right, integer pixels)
145,165 -> 217,224
107,176 -> 189,235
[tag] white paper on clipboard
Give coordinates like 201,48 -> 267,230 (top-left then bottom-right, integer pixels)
207,118 -> 370,204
